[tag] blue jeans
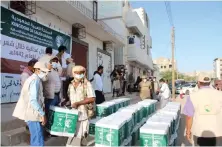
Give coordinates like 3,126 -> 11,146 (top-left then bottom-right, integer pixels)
45,94 -> 60,112
26,121 -> 44,146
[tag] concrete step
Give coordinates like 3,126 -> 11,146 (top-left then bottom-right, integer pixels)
1,127 -> 29,146
1,119 -> 26,132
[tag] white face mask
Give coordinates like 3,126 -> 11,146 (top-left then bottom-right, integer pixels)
52,62 -> 57,68
38,71 -> 47,81
143,79 -> 147,82
74,73 -> 84,80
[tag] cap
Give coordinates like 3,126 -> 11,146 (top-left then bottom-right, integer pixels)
198,74 -> 211,83
72,65 -> 86,73
66,57 -> 73,63
34,62 -> 50,72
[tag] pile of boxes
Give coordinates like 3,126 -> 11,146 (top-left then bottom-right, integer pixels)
94,99 -> 158,147
96,98 -> 130,117
140,102 -> 181,146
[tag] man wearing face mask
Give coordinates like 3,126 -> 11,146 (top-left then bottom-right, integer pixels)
66,65 -> 95,146
158,78 -> 171,108
13,62 -> 49,146
43,56 -> 62,113
21,58 -> 38,87
92,66 -> 105,104
139,75 -> 152,100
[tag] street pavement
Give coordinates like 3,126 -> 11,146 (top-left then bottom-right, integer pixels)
16,94 -> 192,146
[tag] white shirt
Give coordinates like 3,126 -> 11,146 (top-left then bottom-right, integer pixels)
93,73 -> 103,91
160,83 -> 171,99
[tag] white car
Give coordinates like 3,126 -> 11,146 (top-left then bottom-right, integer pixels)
180,83 -> 196,95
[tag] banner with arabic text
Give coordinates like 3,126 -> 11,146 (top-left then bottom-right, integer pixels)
0,6 -> 71,103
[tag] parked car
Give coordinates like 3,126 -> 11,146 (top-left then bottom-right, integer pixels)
169,83 -> 181,94
180,83 -> 196,95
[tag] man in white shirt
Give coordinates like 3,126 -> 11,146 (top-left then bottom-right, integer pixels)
93,66 -> 105,104
158,78 -> 171,108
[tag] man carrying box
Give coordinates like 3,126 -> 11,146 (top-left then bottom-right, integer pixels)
66,65 -> 95,146
13,61 -> 50,146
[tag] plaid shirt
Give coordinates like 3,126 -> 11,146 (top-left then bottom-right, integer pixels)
68,80 -> 95,121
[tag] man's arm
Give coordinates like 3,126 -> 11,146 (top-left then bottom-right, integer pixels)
29,79 -> 45,116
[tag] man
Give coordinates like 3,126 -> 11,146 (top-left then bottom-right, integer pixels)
66,65 -> 95,146
139,75 -> 152,100
43,56 -> 61,112
128,72 -> 134,94
39,47 -> 62,74
93,66 -> 105,104
56,45 -> 67,67
62,57 -> 75,102
21,58 -> 38,86
183,74 -> 222,146
13,62 -> 49,146
158,78 -> 171,108
152,77 -> 160,100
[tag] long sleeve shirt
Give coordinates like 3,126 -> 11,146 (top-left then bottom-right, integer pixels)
93,73 -> 103,91
29,75 -> 45,116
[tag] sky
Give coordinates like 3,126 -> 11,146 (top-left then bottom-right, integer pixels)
130,1 -> 222,73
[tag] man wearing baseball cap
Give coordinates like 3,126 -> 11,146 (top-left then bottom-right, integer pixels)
183,73 -> 222,146
13,62 -> 50,146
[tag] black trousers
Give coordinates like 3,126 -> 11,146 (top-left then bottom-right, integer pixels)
95,90 -> 105,104
196,137 -> 216,146
122,81 -> 126,94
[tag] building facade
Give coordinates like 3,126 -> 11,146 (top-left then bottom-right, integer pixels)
122,2 -> 153,82
1,1 -> 127,104
153,57 -> 177,72
213,58 -> 222,80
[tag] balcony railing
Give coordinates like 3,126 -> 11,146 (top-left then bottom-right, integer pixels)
66,0 -> 124,43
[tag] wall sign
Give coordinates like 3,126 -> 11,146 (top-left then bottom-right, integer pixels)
1,6 -> 71,103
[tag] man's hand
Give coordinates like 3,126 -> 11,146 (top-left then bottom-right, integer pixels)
41,115 -> 47,126
186,130 -> 192,143
72,102 -> 79,109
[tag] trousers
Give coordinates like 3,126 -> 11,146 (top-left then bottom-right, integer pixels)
45,93 -> 60,112
26,121 -> 44,146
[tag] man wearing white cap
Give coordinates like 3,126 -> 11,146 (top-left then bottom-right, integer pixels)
13,62 -> 50,146
183,74 -> 222,146
66,65 -> 95,146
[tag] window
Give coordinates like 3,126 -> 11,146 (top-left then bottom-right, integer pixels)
128,36 -> 135,44
93,1 -> 98,21
169,65 -> 172,68
164,66 -> 166,68
161,66 -> 163,69
10,1 -> 26,14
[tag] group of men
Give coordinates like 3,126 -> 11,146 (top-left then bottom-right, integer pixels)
12,46 -> 100,146
138,76 -> 171,108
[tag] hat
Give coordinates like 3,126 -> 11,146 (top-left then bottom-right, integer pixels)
34,62 -> 50,72
66,58 -> 73,63
198,74 -> 211,83
72,65 -> 86,73
141,75 -> 147,79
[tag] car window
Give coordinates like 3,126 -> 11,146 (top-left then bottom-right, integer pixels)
191,84 -> 196,87
182,84 -> 190,87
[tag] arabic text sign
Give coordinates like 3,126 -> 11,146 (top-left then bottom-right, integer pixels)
1,6 -> 71,53
1,74 -> 21,103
